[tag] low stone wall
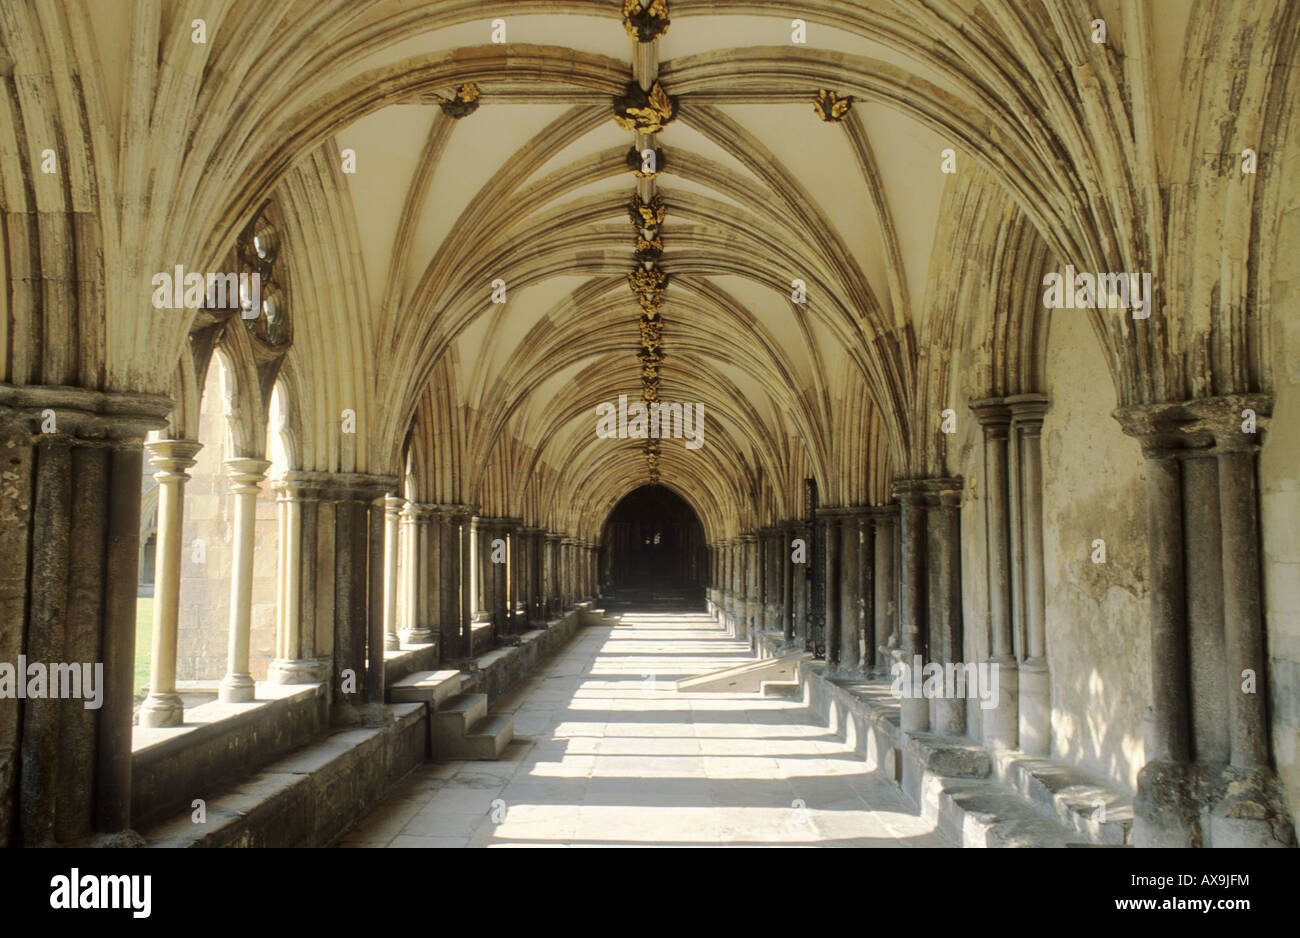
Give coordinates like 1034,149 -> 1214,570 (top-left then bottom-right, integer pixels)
756,629 -> 903,781
143,703 -> 426,847
462,604 -> 604,704
132,683 -> 328,829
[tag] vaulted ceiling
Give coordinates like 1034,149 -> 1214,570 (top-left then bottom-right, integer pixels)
3,0 -> 1294,542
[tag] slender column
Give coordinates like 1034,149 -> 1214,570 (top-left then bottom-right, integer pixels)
840,511 -> 862,671
434,507 -> 463,659
544,532 -> 560,617
139,440 -> 203,727
971,399 -> 1018,748
366,491 -> 388,704
1217,444 -> 1267,767
402,504 -> 435,645
819,511 -> 841,669
893,482 -> 928,733
933,486 -> 965,736
491,521 -> 509,638
217,457 -> 271,703
382,495 -> 403,653
1010,396 -> 1050,756
859,512 -> 875,674
872,508 -> 896,677
458,508 -> 474,665
471,517 -> 494,646
782,523 -> 795,642
269,473 -> 330,684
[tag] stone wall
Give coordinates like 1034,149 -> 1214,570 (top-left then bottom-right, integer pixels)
1261,181 -> 1300,834
1041,311 -> 1149,793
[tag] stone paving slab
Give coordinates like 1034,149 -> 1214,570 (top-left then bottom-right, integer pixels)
337,611 -> 954,848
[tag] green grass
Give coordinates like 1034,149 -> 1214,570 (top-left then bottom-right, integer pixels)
134,597 -> 153,697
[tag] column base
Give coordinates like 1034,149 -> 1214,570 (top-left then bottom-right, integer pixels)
982,656 -> 1019,750
268,657 -> 330,684
384,635 -> 402,652
1135,760 -> 1298,847
1018,657 -> 1050,756
934,697 -> 966,737
138,692 -> 184,728
217,673 -> 256,703
401,628 -> 435,645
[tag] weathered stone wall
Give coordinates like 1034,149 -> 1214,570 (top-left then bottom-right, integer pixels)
1041,312 -> 1149,793
1261,184 -> 1300,834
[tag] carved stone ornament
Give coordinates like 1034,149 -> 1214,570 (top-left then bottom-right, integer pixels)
614,80 -> 677,134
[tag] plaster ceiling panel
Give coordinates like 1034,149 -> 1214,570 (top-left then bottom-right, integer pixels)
657,12 -> 961,97
339,14 -> 630,88
333,105 -> 437,314
856,102 -> 949,323
403,104 -> 574,295
709,103 -> 889,309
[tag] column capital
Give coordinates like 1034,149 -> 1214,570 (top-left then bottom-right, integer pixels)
325,472 -> 399,503
0,382 -> 172,442
224,457 -> 271,494
146,439 -> 203,477
891,477 -> 962,506
544,531 -> 563,543
272,470 -> 331,500
1114,393 -> 1272,456
969,397 -> 1013,436
1006,393 -> 1051,430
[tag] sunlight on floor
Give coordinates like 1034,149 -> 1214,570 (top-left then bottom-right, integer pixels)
340,612 -> 952,848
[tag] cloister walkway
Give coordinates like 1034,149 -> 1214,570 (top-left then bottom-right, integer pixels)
341,611 -> 953,847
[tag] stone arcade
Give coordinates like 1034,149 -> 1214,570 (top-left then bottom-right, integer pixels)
0,0 -> 1298,849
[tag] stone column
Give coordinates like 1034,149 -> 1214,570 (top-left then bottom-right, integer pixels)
458,508 -> 474,664
858,511 -> 875,675
544,529 -> 555,616
328,474 -> 397,721
840,510 -> 862,672
382,495 -> 403,653
1009,395 -> 1050,756
269,472 -> 331,685
872,507 -> 896,678
140,440 -> 204,728
401,503 -> 435,645
471,517 -> 494,645
819,511 -> 842,669
217,457 -> 272,703
491,521 -> 509,639
0,388 -> 170,845
1116,395 -> 1294,847
523,526 -> 544,626
366,490 -> 388,704
893,482 -> 929,733
971,399 -> 1019,748
933,486 -> 965,736
433,506 -> 463,659
781,523 -> 795,642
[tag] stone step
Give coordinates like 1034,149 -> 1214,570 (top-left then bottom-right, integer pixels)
462,712 -> 515,760
994,752 -> 1134,844
433,692 -> 488,735
923,775 -> 1080,848
761,679 -> 801,697
388,669 -> 463,706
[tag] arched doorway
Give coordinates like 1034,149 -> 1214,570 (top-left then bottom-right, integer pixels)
600,485 -> 706,595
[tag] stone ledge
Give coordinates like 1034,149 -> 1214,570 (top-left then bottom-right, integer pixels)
142,703 -> 426,847
994,750 -> 1134,844
756,628 -> 1113,847
382,641 -> 439,687
132,682 -> 328,829
460,604 -> 600,705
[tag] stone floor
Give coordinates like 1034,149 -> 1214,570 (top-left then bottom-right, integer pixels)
339,611 -> 953,847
